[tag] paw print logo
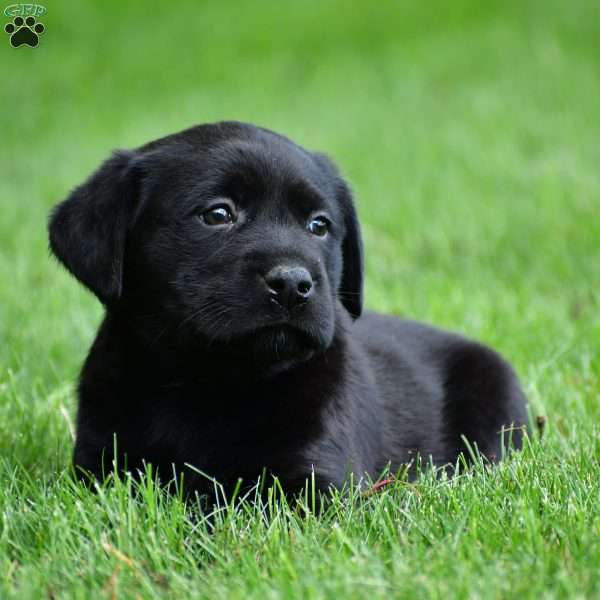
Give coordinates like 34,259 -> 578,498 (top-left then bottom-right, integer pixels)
4,15 -> 45,48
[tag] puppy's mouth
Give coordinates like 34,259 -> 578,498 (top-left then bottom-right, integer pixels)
251,324 -> 320,353
211,321 -> 319,367
184,300 -> 335,376
236,324 -> 317,378
246,324 -> 319,358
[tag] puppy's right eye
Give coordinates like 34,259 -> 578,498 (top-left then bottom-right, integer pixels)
201,204 -> 236,226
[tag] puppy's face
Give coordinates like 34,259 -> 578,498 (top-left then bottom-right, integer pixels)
49,122 -> 363,375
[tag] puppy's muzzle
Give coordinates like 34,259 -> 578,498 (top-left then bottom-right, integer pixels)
264,265 -> 313,310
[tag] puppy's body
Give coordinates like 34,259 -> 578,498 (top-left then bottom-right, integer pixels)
75,308 -> 525,496
50,121 -> 527,497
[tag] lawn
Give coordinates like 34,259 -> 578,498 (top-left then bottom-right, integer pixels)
1,0 -> 599,597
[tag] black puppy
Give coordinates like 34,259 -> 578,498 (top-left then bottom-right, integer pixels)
49,121 -> 528,498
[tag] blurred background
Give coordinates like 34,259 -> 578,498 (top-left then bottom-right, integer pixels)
0,0 -> 599,469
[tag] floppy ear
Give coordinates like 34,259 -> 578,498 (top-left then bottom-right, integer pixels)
337,179 -> 364,319
48,150 -> 141,305
312,152 -> 364,319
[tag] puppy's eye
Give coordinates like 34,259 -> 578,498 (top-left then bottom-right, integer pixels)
308,216 -> 330,237
202,204 -> 236,226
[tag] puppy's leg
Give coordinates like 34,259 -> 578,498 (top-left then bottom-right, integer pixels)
442,341 -> 528,462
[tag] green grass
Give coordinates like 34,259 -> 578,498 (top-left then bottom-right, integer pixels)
1,0 -> 599,597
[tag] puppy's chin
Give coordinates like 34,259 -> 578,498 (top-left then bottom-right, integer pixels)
249,325 -> 318,377
206,324 -> 329,380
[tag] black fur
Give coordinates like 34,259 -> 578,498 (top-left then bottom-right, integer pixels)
49,121 -> 528,498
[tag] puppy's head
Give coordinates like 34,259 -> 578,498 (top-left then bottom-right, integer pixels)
49,122 -> 363,375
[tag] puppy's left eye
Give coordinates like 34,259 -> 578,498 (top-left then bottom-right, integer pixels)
308,216 -> 330,237
202,204 -> 236,226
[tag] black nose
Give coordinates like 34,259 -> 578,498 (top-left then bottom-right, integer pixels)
264,266 -> 313,309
